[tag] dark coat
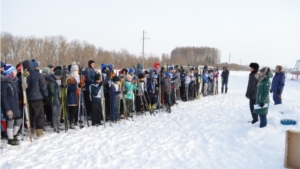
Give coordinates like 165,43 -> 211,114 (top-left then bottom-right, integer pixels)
221,70 -> 230,82
22,60 -> 48,101
254,78 -> 271,115
67,83 -> 78,105
270,72 -> 285,105
90,82 -> 103,103
245,70 -> 259,99
147,78 -> 158,98
1,75 -> 22,119
47,75 -> 62,106
203,73 -> 209,83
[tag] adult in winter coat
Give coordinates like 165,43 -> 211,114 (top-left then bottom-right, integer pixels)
136,63 -> 144,76
83,60 -> 96,116
1,61 -> 6,139
22,60 -> 48,137
245,63 -> 260,124
48,70 -> 63,133
1,65 -> 22,145
270,65 -> 285,105
221,66 -> 230,93
254,67 -> 271,128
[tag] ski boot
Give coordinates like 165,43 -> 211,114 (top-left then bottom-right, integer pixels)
8,139 -> 19,146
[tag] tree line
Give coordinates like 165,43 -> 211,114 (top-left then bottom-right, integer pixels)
1,32 -> 248,70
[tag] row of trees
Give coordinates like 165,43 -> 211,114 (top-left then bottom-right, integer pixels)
2,32 -> 248,70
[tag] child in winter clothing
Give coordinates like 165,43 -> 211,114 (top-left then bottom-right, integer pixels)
203,70 -> 209,96
68,62 -> 80,129
147,69 -> 158,111
1,66 -> 22,145
185,72 -> 191,101
90,74 -> 103,126
110,76 -> 121,122
48,70 -> 63,133
164,72 -> 172,113
125,74 -> 136,118
189,68 -> 195,100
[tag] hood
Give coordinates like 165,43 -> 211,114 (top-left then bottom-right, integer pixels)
137,63 -> 143,70
268,71 -> 274,79
23,60 -> 35,71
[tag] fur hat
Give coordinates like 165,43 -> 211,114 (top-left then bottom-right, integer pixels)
71,62 -> 79,72
112,76 -> 120,82
125,74 -> 132,81
276,65 -> 283,72
94,74 -> 101,81
249,63 -> 259,70
4,64 -> 16,75
42,67 -> 50,75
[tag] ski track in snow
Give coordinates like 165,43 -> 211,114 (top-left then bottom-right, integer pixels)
1,71 -> 299,169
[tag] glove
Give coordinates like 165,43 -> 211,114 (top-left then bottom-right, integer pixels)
277,90 -> 281,95
44,97 -> 49,104
259,103 -> 265,108
6,110 -> 13,120
270,89 -> 272,93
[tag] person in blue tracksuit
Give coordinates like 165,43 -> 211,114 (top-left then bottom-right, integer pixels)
270,65 -> 285,105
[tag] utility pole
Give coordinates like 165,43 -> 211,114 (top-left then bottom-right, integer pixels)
229,53 -> 231,64
141,30 -> 150,69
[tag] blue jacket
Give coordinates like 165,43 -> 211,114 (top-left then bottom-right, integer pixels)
110,83 -> 121,105
1,75 -> 22,119
83,67 -> 96,92
181,72 -> 186,87
147,78 -> 158,98
203,73 -> 209,83
67,83 -> 78,105
271,72 -> 285,94
90,82 -> 103,103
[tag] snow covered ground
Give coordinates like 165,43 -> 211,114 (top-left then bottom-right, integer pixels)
1,71 -> 300,169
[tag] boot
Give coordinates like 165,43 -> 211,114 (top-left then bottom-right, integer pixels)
8,139 -> 19,146
69,123 -> 75,129
36,129 -> 44,138
54,127 -> 60,133
221,88 -> 224,93
225,89 -> 228,94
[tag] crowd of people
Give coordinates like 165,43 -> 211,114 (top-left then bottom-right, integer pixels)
0,59 -> 230,146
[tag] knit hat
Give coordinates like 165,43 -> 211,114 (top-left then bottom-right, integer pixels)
54,70 -> 62,78
125,74 -> 132,81
164,72 -> 170,77
32,59 -> 40,69
0,61 -> 6,68
71,62 -> 79,72
169,66 -> 174,70
88,60 -> 95,67
153,62 -> 160,69
249,63 -> 259,70
128,68 -> 135,74
94,74 -> 101,81
42,67 -> 50,75
276,65 -> 283,72
48,64 -> 54,69
144,70 -> 149,75
112,76 -> 120,82
101,64 -> 107,71
108,64 -> 114,72
138,73 -> 145,79
4,64 -> 16,75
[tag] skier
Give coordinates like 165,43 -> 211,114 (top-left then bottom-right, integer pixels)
189,68 -> 195,100
48,70 -> 63,133
102,64 -> 112,121
67,62 -> 80,129
1,65 -> 22,145
90,74 -> 103,126
175,66 -> 181,100
180,67 -> 186,101
147,68 -> 158,111
213,69 -> 219,94
184,70 -> 191,101
203,70 -> 209,97
245,63 -> 259,124
110,76 -> 121,123
83,60 -> 96,117
41,67 -> 52,127
221,66 -> 230,93
254,67 -> 271,128
22,60 -> 48,138
163,72 -> 172,112
270,65 -> 285,105
124,74 -> 136,118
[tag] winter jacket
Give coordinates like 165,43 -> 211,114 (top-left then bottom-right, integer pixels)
271,72 -> 285,94
147,78 -> 158,98
22,60 -> 48,101
245,70 -> 259,99
83,67 -> 96,92
203,73 -> 209,83
163,77 -> 171,94
136,63 -> 144,76
175,72 -> 181,89
1,75 -> 22,119
181,72 -> 186,87
125,80 -> 135,100
47,75 -> 62,106
90,82 -> 103,103
254,77 -> 271,115
185,75 -> 191,85
67,83 -> 78,106
110,83 -> 121,104
221,70 -> 230,82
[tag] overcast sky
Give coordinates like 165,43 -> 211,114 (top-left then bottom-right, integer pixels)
1,0 -> 300,68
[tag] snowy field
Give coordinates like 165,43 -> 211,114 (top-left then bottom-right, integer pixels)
1,71 -> 300,169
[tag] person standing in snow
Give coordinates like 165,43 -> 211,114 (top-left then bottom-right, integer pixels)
254,67 -> 271,128
83,60 -> 96,117
221,66 -> 229,93
90,74 -> 103,126
202,70 -> 209,96
245,63 -> 260,124
270,65 -> 285,105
